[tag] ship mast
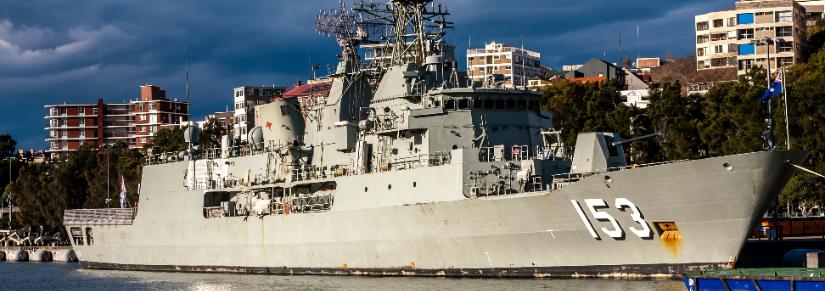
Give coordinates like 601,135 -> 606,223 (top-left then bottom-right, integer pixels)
354,0 -> 453,66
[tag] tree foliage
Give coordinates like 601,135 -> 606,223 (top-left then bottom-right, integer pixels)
8,142 -> 143,229
542,47 -> 825,216
151,127 -> 187,153
199,118 -> 228,149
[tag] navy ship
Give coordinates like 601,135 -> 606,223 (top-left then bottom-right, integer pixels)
63,0 -> 805,278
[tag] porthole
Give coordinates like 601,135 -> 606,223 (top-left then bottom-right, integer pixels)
365,187 -> 369,192
723,163 -> 733,171
388,184 -> 392,190
413,182 -> 417,187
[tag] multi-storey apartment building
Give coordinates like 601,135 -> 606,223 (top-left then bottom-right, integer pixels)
467,42 -> 541,88
132,85 -> 189,148
232,86 -> 286,140
44,85 -> 189,158
799,0 -> 825,26
695,0 -> 807,75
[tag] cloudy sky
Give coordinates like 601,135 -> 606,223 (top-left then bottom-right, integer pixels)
0,0 -> 730,149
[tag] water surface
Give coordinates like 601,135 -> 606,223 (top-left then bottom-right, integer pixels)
0,263 -> 685,290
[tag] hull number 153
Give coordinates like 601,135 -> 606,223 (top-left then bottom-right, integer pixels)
570,198 -> 653,240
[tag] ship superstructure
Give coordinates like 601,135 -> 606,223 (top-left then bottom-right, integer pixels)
63,0 -> 805,278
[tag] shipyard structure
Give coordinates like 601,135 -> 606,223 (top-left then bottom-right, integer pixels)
63,0 -> 805,278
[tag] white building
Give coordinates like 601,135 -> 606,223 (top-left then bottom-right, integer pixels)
232,86 -> 286,140
467,42 -> 541,88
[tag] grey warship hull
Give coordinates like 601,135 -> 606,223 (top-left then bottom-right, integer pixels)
68,150 -> 804,278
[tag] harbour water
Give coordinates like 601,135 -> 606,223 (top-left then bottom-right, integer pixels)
0,263 -> 684,290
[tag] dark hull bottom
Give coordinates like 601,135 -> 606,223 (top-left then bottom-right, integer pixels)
81,261 -> 732,278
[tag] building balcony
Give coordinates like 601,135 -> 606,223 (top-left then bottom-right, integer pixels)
44,114 -> 98,119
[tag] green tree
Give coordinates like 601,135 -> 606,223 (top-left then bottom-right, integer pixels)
781,169 -> 825,217
541,80 -> 628,146
199,118 -> 227,149
648,82 -> 705,160
0,134 -> 15,159
151,127 -> 187,153
807,19 -> 825,60
86,142 -> 143,209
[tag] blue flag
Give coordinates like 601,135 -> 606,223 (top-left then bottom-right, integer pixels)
759,71 -> 783,102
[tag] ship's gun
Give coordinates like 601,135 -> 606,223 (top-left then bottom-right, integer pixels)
610,131 -> 662,147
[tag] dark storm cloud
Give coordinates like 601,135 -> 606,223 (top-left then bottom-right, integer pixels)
0,0 -> 730,148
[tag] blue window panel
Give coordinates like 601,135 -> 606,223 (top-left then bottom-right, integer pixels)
739,43 -> 755,55
796,281 -> 825,291
738,13 -> 754,25
756,280 -> 791,291
726,279 -> 759,291
696,278 -> 727,291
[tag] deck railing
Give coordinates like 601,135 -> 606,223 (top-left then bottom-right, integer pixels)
63,208 -> 137,226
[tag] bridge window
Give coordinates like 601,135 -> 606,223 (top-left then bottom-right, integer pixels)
70,227 -> 84,245
86,227 -> 94,245
445,99 -> 456,110
505,99 -> 515,109
495,99 -> 504,109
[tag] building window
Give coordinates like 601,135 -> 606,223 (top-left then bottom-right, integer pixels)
696,21 -> 708,31
712,19 -> 724,28
78,107 -> 85,115
727,17 -> 736,27
738,43 -> 755,55
737,29 -> 754,40
728,43 -> 738,54
739,59 -> 754,71
778,57 -> 793,67
776,26 -> 792,37
714,45 -> 724,54
777,41 -> 793,53
79,118 -> 85,126
775,11 -> 792,22
711,33 -> 727,41
696,35 -> 709,44
737,13 -> 754,25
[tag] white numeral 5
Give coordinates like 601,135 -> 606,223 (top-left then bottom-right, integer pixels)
584,199 -> 623,239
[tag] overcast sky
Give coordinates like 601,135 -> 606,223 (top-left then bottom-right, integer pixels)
0,0 -> 730,149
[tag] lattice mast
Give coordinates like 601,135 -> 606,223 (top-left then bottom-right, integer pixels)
316,0 -> 367,73
354,0 -> 452,66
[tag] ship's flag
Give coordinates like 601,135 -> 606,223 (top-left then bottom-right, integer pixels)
759,71 -> 783,103
119,175 -> 127,208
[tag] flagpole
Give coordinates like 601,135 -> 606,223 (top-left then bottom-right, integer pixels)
782,66 -> 790,150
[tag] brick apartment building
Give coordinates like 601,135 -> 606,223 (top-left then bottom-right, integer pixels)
44,85 -> 189,158
132,85 -> 189,148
